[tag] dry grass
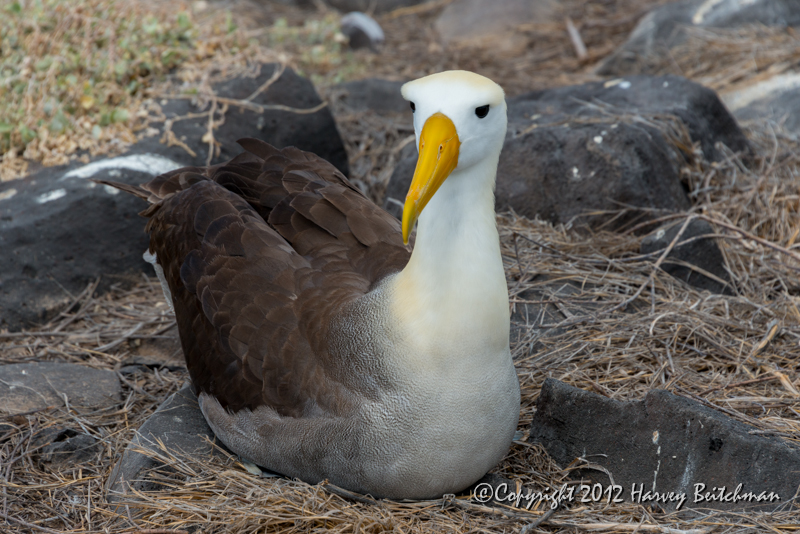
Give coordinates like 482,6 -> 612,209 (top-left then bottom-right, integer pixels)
0,0 -> 303,181
2,125 -> 799,532
331,0 -> 679,96
324,90 -> 415,202
623,24 -> 800,97
326,0 -> 683,201
2,0 -> 800,532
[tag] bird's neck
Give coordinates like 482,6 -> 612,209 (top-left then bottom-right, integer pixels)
391,157 -> 509,358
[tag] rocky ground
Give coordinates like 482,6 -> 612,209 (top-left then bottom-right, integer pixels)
1,0 -> 800,532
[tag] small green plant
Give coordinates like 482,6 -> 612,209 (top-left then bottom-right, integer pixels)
0,0 -> 368,180
264,13 -> 361,84
0,0 -> 203,177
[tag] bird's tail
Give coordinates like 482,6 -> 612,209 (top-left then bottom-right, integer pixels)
91,179 -> 151,201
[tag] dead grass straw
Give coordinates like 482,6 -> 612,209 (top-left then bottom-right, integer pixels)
2,120 -> 799,533
2,0 -> 800,532
634,25 -> 800,97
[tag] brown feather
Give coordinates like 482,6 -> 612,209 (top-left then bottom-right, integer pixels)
90,179 -> 149,200
128,138 -> 410,416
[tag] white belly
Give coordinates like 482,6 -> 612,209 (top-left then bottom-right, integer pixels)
357,358 -> 521,498
199,358 -> 520,499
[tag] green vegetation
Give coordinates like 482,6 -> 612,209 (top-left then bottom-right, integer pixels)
264,14 -> 364,86
0,0 -> 366,180
0,0 -> 219,176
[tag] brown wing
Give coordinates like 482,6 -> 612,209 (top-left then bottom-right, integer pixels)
142,138 -> 410,417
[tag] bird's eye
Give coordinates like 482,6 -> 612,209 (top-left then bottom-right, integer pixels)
410,102 -> 416,112
475,105 -> 490,118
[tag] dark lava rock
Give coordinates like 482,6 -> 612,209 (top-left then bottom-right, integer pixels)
327,0 -> 426,13
507,75 -> 750,163
0,158 -> 173,330
383,141 -> 418,219
152,63 -> 348,174
497,119 -> 690,231
336,78 -> 407,114
0,63 -> 347,330
389,116 -> 681,231
385,75 -> 748,230
641,218 -> 733,295
0,423 -> 15,440
119,355 -> 185,374
33,427 -> 101,471
435,0 -> 556,48
598,0 -> 800,76
267,0 -> 425,13
509,276 -> 607,348
530,378 -> 800,511
107,383 -> 221,501
341,12 -> 384,50
0,362 -> 121,415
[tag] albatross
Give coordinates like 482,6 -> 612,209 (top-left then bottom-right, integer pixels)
112,70 -> 520,499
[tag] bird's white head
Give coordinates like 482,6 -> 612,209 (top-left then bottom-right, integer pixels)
400,70 -> 507,244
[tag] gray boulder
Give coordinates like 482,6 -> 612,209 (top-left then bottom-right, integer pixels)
435,0 -> 557,49
0,64 -> 348,330
107,383 -> 220,501
336,78 -> 408,114
0,157 -> 174,330
530,378 -> 800,511
33,427 -> 101,472
722,73 -> 800,136
641,218 -> 734,295
160,63 -> 348,174
327,0 -> 426,13
496,119 -> 690,231
506,75 -> 749,163
598,0 -> 800,76
0,362 -> 121,415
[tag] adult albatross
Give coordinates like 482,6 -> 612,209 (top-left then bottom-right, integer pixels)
116,70 -> 519,499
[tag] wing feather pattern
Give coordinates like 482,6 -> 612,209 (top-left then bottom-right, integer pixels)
142,138 -> 410,418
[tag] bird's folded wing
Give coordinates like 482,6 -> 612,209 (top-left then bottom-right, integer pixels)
142,139 -> 410,417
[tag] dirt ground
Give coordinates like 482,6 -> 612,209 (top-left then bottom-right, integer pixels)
2,0 -> 800,533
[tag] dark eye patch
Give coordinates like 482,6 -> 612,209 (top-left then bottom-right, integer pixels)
410,102 -> 416,112
475,105 -> 490,118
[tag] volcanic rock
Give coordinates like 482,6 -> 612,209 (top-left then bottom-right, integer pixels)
435,0 -> 557,49
641,218 -> 733,295
0,362 -> 121,415
529,378 -> 800,510
157,63 -> 348,173
598,0 -> 800,76
107,383 -> 220,501
33,427 -> 101,472
336,78 -> 407,114
0,157 -> 174,330
497,119 -> 689,230
0,64 -> 347,330
722,73 -> 800,136
506,75 -> 749,163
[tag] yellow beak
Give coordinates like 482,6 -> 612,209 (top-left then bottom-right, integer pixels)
402,112 -> 461,244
